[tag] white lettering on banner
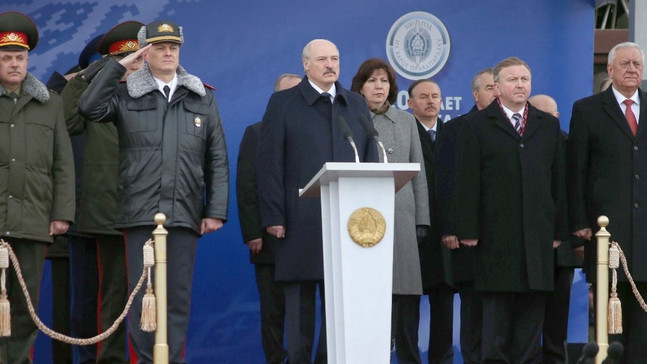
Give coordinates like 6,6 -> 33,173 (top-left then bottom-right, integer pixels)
396,90 -> 462,119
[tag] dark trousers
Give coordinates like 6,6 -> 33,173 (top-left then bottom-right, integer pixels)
0,238 -> 47,364
542,266 -> 574,364
49,256 -> 72,364
457,281 -> 482,364
481,291 -> 545,364
255,264 -> 286,364
96,234 -> 128,364
608,281 -> 647,364
426,284 -> 454,364
68,235 -> 99,364
392,294 -> 421,364
125,227 -> 198,364
69,235 -> 129,364
283,281 -> 326,364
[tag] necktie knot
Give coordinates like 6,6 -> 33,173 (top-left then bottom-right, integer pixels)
428,129 -> 436,142
624,99 -> 634,108
163,85 -> 171,101
321,92 -> 332,103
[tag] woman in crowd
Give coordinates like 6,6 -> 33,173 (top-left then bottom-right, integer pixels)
351,58 -> 430,364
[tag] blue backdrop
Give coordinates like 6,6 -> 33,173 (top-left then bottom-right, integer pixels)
0,1 -> 594,362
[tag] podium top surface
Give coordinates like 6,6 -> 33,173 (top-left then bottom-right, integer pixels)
299,162 -> 420,197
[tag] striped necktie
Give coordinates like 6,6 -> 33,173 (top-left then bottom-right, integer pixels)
512,113 -> 522,135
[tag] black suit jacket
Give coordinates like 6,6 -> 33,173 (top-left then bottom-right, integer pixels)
416,117 -> 452,289
567,87 -> 647,281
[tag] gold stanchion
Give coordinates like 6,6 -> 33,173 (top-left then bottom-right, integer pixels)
152,213 -> 169,364
595,215 -> 610,364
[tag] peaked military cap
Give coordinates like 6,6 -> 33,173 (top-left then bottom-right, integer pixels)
137,20 -> 183,48
0,11 -> 38,51
99,21 -> 143,56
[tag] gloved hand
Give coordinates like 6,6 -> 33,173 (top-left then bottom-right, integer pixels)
416,225 -> 429,245
79,55 -> 111,82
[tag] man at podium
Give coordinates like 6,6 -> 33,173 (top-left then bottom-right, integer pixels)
257,39 -> 379,364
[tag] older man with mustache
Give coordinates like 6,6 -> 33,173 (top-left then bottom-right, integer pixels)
257,39 -> 378,364
408,79 -> 456,364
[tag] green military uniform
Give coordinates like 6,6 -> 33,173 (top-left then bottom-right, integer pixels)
0,11 -> 75,363
60,20 -> 143,364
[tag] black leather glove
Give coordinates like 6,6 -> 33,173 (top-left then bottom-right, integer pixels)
79,55 -> 111,82
416,225 -> 429,245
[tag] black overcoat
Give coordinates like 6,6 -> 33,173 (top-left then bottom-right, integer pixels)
257,78 -> 378,281
456,101 -> 568,292
416,118 -> 452,290
567,87 -> 647,281
435,105 -> 478,284
236,121 -> 279,265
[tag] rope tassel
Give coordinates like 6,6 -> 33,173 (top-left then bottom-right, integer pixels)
0,244 -> 10,336
608,243 -> 622,334
140,240 -> 156,332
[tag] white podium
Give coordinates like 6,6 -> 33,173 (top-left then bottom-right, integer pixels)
300,162 -> 420,364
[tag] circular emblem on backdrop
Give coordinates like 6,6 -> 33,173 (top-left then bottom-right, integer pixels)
347,207 -> 386,248
386,11 -> 451,80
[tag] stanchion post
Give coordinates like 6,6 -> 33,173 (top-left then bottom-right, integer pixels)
153,213 -> 169,363
595,215 -> 610,364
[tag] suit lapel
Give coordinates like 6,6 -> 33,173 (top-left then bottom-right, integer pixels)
602,87 -> 635,140
416,119 -> 435,163
521,106 -> 544,140
489,103 -> 520,140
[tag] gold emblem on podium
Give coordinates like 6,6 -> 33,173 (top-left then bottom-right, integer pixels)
347,207 -> 386,248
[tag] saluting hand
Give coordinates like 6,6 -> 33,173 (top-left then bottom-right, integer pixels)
119,44 -> 151,68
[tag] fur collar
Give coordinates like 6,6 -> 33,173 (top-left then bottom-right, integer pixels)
126,63 -> 206,99
0,72 -> 50,103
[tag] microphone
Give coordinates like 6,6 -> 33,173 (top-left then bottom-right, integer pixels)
577,341 -> 599,364
602,341 -> 623,364
358,114 -> 388,163
336,115 -> 360,163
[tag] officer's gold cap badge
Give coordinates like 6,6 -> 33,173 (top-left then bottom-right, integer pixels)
158,24 -> 174,33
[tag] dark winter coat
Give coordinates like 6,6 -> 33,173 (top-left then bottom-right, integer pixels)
567,87 -> 647,281
62,75 -> 120,236
78,59 -> 228,233
0,73 -> 75,243
456,100 -> 568,292
257,77 -> 378,281
236,121 -> 279,265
